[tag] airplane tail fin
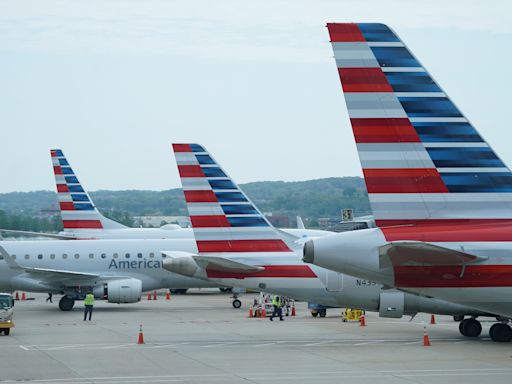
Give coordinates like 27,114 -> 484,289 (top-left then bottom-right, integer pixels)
327,23 -> 512,226
172,144 -> 292,254
51,149 -> 126,231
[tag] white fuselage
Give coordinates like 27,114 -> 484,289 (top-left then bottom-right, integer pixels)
305,227 -> 512,318
0,236 -> 479,316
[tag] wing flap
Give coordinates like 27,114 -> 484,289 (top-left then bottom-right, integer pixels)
379,242 -> 487,269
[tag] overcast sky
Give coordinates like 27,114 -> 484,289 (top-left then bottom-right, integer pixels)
1,0 -> 511,192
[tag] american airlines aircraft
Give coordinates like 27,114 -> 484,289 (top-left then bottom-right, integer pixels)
161,143 -> 488,322
303,23 -> 512,342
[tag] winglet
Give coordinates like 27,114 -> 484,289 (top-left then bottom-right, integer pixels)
296,216 -> 305,230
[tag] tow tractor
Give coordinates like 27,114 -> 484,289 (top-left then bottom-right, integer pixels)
0,293 -> 15,335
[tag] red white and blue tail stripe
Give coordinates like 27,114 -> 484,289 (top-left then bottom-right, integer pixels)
172,144 -> 292,254
328,23 -> 512,229
51,149 -> 126,231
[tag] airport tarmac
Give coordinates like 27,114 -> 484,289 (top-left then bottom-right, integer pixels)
1,290 -> 512,384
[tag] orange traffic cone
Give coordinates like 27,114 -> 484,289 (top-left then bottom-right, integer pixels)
153,291 -> 157,300
166,291 -> 171,300
147,292 -> 152,300
423,326 -> 431,346
137,323 -> 145,344
291,306 -> 296,317
359,315 -> 366,327
15,292 -> 19,301
21,292 -> 26,300
430,314 -> 436,325
248,306 -> 254,318
261,307 -> 267,318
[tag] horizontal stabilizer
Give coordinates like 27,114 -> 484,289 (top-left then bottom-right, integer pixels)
161,251 -> 263,276
194,255 -> 264,274
379,242 -> 487,269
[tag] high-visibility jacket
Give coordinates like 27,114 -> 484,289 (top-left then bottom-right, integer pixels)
84,293 -> 94,306
272,296 -> 281,307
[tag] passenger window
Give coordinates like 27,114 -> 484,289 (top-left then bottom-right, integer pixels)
38,254 -> 43,260
113,253 -> 118,259
149,252 -> 155,258
74,253 -> 79,259
89,253 -> 94,259
50,254 -> 55,259
62,253 -> 68,259
25,254 -> 30,260
101,253 -> 106,259
137,253 -> 143,258
125,253 -> 130,259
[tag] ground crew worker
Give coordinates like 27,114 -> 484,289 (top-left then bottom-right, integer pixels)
269,295 -> 284,321
83,291 -> 94,321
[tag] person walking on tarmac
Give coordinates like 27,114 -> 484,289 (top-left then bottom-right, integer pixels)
269,295 -> 284,321
83,291 -> 94,321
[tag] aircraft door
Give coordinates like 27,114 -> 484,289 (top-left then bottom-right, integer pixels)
325,270 -> 343,292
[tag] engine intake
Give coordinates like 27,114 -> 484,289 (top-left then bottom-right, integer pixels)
94,278 -> 142,304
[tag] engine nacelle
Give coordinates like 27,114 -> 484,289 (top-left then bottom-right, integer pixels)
379,291 -> 405,318
94,278 -> 142,304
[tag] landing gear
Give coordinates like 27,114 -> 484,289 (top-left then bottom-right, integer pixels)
318,308 -> 327,318
489,323 -> 512,342
232,299 -> 242,309
219,287 -> 233,293
453,315 -> 464,322
58,295 -> 75,311
459,318 -> 482,337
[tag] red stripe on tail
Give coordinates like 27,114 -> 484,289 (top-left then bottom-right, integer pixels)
339,68 -> 393,93
184,190 -> 218,203
53,166 -> 63,175
59,202 -> 75,211
197,239 -> 290,253
327,23 -> 365,42
172,144 -> 193,152
351,118 -> 420,143
190,215 -> 230,228
56,184 -> 69,193
363,168 -> 448,193
178,165 -> 205,178
63,220 -> 103,229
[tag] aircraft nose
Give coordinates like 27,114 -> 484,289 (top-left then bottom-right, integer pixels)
302,240 -> 315,264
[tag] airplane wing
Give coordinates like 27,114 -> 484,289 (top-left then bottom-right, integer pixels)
0,229 -> 77,240
1,246 -> 101,285
379,242 -> 488,269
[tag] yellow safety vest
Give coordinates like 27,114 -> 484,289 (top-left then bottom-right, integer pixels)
84,294 -> 94,306
272,296 -> 281,307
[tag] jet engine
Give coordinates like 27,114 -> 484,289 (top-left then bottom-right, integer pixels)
378,291 -> 404,318
94,278 -> 142,304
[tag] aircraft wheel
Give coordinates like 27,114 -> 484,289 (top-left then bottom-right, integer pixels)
311,311 -> 318,317
232,299 -> 242,309
4,328 -> 9,336
58,296 -> 75,311
461,318 -> 481,337
319,309 -> 327,318
458,320 -> 466,336
490,323 -> 512,342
